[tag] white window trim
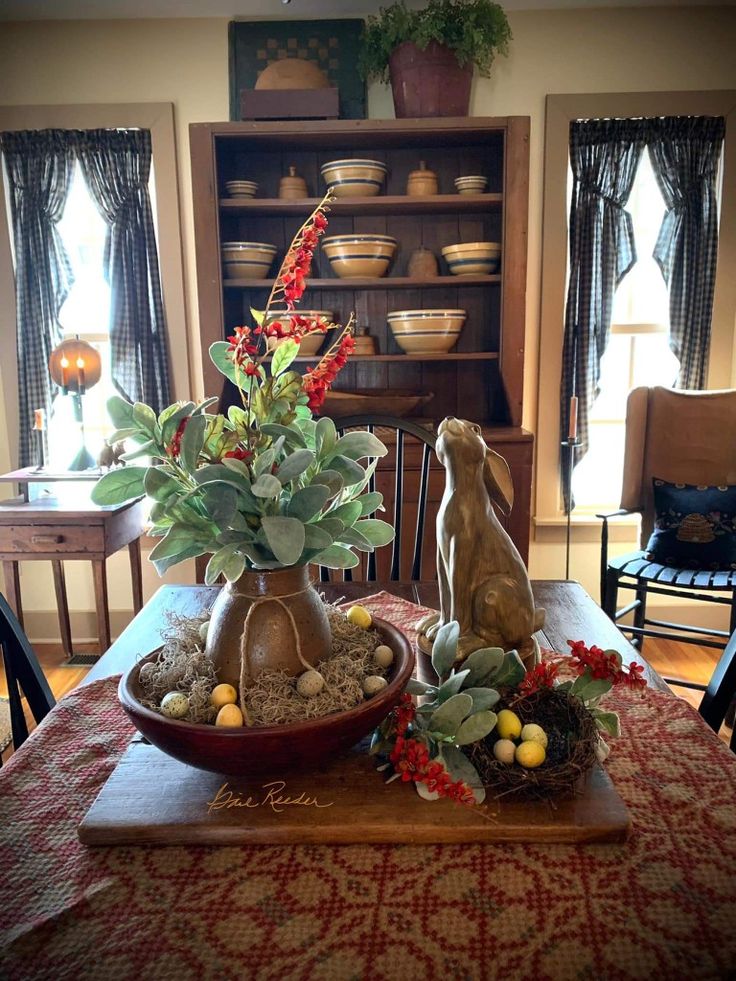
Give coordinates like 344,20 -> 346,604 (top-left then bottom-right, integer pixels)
534,90 -> 736,535
0,103 -> 188,470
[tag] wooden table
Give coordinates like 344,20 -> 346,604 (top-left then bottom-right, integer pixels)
0,483 -> 147,658
85,579 -> 667,692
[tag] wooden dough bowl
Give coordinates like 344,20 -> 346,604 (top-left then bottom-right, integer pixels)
118,617 -> 415,776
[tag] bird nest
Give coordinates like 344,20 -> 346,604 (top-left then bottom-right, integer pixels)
467,687 -> 599,800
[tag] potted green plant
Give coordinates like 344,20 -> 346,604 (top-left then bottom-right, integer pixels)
91,193 -> 394,690
359,0 -> 512,118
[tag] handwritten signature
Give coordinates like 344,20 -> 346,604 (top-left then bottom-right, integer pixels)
206,780 -> 335,815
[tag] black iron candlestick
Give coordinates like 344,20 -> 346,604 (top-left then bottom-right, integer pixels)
561,436 -> 580,581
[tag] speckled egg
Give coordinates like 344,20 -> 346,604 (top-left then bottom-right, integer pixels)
297,669 -> 325,698
363,675 -> 388,697
374,645 -> 394,668
160,691 -> 189,719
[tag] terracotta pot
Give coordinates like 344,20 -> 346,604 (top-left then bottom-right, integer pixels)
119,617 -> 415,776
389,41 -> 472,119
206,566 -> 331,688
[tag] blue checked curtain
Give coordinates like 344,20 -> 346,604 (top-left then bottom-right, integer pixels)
649,116 -> 725,390
0,130 -> 76,467
559,118 -> 647,509
76,129 -> 170,412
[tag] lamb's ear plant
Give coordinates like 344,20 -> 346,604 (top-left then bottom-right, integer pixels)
91,194 -> 394,583
371,620 -> 526,804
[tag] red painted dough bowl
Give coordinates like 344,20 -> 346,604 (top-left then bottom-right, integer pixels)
118,617 -> 415,776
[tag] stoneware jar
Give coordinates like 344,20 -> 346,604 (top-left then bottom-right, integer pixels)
279,165 -> 308,200
406,160 -> 438,196
205,565 -> 331,689
407,247 -> 439,278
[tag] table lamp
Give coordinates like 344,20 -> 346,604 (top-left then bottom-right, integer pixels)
48,337 -> 102,471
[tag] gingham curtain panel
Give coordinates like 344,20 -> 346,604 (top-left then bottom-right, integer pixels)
559,118 -> 648,510
0,130 -> 76,468
649,115 -> 725,391
76,129 -> 170,413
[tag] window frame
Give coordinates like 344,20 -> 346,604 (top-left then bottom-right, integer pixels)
535,90 -> 736,535
0,102 -> 188,471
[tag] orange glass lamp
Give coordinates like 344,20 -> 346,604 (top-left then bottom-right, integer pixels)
48,337 -> 103,471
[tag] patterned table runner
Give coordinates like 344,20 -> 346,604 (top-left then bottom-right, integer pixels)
1,592 -> 735,980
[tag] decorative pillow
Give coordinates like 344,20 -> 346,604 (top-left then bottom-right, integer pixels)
646,479 -> 736,570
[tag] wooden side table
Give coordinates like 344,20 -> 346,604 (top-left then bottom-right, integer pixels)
0,469 -> 147,658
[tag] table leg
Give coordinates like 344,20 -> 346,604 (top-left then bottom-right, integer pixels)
2,561 -> 23,628
92,559 -> 111,654
51,560 -> 73,658
128,538 -> 143,614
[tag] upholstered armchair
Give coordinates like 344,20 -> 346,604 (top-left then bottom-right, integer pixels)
598,386 -> 736,653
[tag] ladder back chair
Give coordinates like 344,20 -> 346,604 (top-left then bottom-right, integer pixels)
692,629 -> 736,751
319,415 -> 437,583
599,386 -> 736,658
0,591 -> 55,759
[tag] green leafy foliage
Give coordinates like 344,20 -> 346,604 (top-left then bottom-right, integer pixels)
359,0 -> 512,84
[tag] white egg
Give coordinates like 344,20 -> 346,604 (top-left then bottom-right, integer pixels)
199,620 -> 210,643
374,645 -> 394,668
363,675 -> 388,697
493,738 -> 517,765
160,691 -> 190,719
297,669 -> 325,698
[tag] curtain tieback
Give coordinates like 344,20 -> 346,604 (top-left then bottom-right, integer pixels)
578,181 -> 629,209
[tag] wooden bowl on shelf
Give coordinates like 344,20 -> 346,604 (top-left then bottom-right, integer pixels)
321,234 -> 397,279
320,389 -> 434,419
119,617 -> 415,777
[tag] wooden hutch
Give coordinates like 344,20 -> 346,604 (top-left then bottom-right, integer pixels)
190,116 -> 532,566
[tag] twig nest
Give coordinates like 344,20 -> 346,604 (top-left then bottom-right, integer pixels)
346,605 -> 372,629
521,723 -> 548,748
160,691 -> 190,719
210,683 -> 238,709
374,645 -> 394,668
297,669 -> 326,698
363,675 -> 388,697
199,620 -> 210,643
216,703 -> 244,727
493,738 -> 516,765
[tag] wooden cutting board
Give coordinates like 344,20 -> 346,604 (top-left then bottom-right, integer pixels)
78,736 -> 630,846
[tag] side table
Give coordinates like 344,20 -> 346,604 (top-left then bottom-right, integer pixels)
0,468 -> 147,659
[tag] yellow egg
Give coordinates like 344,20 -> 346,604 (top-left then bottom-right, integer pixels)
216,703 -> 244,727
346,605 -> 372,629
210,683 -> 238,709
493,738 -> 517,765
515,740 -> 546,768
521,723 -> 548,748
496,708 -> 522,740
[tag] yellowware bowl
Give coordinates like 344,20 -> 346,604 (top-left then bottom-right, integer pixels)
454,175 -> 488,195
442,241 -> 501,276
263,309 -> 335,356
387,309 -> 466,354
321,158 -> 387,198
221,241 -> 277,280
225,180 -> 258,198
322,234 -> 397,279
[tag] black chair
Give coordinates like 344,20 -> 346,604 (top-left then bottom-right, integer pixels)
670,630 -> 736,752
320,415 -> 437,583
0,592 -> 55,759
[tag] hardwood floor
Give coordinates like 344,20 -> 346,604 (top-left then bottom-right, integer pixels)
1,636 -> 732,763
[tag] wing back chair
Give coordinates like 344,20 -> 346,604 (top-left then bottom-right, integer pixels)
599,386 -> 736,655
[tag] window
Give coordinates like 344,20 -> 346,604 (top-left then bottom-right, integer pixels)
571,148 -> 680,510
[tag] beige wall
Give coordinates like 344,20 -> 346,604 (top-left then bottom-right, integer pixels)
0,8 -> 734,637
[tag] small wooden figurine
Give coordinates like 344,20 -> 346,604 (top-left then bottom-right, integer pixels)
417,417 -> 544,667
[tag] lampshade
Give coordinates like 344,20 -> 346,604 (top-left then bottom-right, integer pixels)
48,338 -> 102,394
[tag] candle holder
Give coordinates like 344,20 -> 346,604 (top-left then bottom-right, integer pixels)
561,436 -> 580,581
48,337 -> 102,472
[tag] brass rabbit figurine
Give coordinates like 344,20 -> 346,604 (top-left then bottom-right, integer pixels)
417,417 -> 544,667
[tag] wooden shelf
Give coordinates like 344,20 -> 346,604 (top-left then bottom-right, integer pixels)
219,193 -> 503,216
223,275 -> 500,290
275,352 -> 499,363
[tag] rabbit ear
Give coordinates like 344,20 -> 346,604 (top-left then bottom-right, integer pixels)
483,448 -> 514,516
